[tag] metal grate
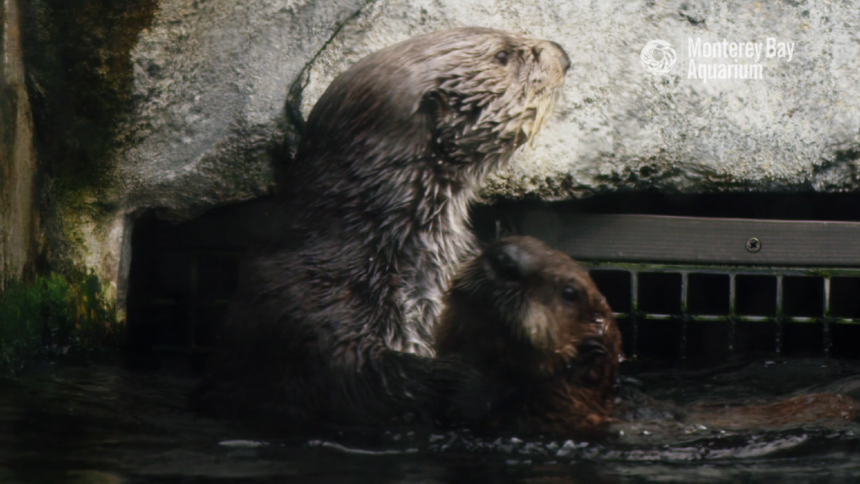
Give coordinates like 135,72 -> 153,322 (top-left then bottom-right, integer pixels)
128,195 -> 860,364
126,200 -> 287,354
145,250 -> 239,351
488,210 -> 860,364
583,263 -> 860,362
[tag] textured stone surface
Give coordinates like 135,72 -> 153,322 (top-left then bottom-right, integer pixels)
121,0 -> 860,221
118,0 -> 376,220
0,0 -> 38,286
15,0 -> 860,313
298,0 -> 860,200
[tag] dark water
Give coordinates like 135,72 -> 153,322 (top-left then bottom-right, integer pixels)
2,358 -> 860,483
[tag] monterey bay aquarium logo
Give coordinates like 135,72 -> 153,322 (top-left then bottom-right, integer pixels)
640,38 -> 796,82
639,40 -> 677,75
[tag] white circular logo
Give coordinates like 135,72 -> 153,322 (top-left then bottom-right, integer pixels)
640,40 -> 676,75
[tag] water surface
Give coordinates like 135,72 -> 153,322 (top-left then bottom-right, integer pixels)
2,357 -> 860,483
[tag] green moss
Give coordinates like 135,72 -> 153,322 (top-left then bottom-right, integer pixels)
0,271 -> 119,371
20,0 -> 159,198
18,1 -> 160,272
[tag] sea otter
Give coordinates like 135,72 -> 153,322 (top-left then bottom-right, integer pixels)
435,236 -> 623,435
193,28 -> 570,426
434,237 -> 858,435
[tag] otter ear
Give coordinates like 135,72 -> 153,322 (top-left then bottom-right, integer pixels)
486,243 -> 534,282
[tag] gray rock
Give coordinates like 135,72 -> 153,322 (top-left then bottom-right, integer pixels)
19,0 -> 860,313
298,0 -> 860,199
118,0 -> 372,220
62,0 -> 371,309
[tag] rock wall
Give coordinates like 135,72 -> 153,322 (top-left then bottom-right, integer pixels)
297,0 -> 860,197
0,0 -> 38,288
14,0 -> 860,319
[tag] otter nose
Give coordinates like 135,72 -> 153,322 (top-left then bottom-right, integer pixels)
534,40 -> 571,73
487,242 -> 537,282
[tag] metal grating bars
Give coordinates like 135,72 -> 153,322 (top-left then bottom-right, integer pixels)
585,263 -> 860,361
128,202 -> 860,363
500,211 -> 860,363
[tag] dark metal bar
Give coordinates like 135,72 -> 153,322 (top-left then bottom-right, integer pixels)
553,213 -> 860,360
729,274 -> 737,316
551,213 -> 860,266
631,270 -> 639,360
680,271 -> 689,312
775,275 -> 783,354
823,277 -> 832,356
679,271 -> 688,360
582,261 -> 860,278
729,273 -> 737,354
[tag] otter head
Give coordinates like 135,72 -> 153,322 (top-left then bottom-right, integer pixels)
297,28 -> 570,190
436,236 -> 622,385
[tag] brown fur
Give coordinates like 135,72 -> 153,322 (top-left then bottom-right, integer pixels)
435,236 -> 623,435
690,393 -> 858,429
193,29 -> 570,427
435,238 -> 857,434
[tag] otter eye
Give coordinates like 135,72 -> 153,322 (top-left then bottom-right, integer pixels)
562,286 -> 579,303
492,251 -> 520,281
494,51 -> 509,66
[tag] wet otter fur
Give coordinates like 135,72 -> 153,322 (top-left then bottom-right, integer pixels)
193,28 -> 570,426
435,238 -> 856,435
692,393 -> 857,428
435,236 -> 623,435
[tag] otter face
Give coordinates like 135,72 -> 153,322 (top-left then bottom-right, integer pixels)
301,28 -> 569,184
436,236 -> 622,380
426,29 -> 571,165
480,238 -> 611,353
436,236 -> 623,434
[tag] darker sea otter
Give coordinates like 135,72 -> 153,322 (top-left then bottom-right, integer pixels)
435,236 -> 623,435
193,28 -> 570,426
435,237 -> 857,435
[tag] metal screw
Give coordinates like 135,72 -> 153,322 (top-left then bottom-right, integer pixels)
746,237 -> 762,253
